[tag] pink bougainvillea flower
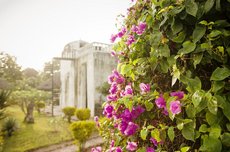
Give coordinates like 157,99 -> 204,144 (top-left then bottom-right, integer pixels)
91,146 -> 102,152
131,105 -> 145,119
112,70 -> 125,84
150,138 -> 158,147
118,121 -> 128,134
146,147 -> 155,152
121,109 -> 132,122
108,74 -> 115,84
124,84 -> 133,96
110,34 -> 118,43
126,35 -> 135,46
111,147 -> 123,152
155,95 -> 166,108
124,121 -> 138,136
110,140 -> 115,148
115,147 -> 122,152
109,82 -> 118,94
103,104 -> 114,118
111,51 -> 116,57
126,142 -> 137,151
139,83 -> 150,93
170,100 -> 181,115
162,107 -> 169,116
117,27 -> 127,38
170,91 -> 184,100
136,22 -> 147,35
131,25 -> 138,33
107,94 -> 117,102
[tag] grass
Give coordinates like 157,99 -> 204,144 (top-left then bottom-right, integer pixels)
1,106 -> 73,152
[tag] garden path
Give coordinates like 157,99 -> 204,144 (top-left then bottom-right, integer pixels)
30,135 -> 103,152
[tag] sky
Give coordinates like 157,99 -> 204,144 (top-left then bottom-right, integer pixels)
0,0 -> 130,71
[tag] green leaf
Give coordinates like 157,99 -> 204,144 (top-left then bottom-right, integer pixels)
181,147 -> 190,152
193,53 -> 203,68
136,148 -> 146,152
185,0 -> 198,17
201,42 -> 212,49
159,60 -> 169,73
221,133 -> 230,147
214,20 -> 230,27
208,97 -> 218,115
124,98 -> 133,111
208,30 -> 222,38
145,101 -> 154,111
223,101 -> 230,121
187,77 -> 201,93
140,128 -> 148,140
167,126 -> 175,142
182,122 -> 195,141
186,104 -> 196,118
215,0 -> 221,11
199,124 -> 209,133
202,136 -> 222,152
215,95 -> 226,109
171,64 -> 180,86
212,81 -> 225,92
171,18 -> 183,35
192,90 -> 203,107
159,45 -> 170,57
121,64 -> 133,75
209,124 -> 221,139
172,31 -> 186,43
178,41 -> 196,54
192,25 -> 206,43
210,67 -> 230,81
147,125 -> 155,130
151,129 -> 161,142
226,123 -> 230,131
204,0 -> 215,13
206,111 -> 218,125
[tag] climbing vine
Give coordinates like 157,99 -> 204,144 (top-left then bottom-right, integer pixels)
93,0 -> 230,151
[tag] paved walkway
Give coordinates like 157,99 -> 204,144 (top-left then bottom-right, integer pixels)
30,136 -> 103,152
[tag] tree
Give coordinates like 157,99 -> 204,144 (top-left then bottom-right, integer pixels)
0,52 -> 22,84
22,68 -> 38,78
0,90 -> 11,119
96,0 -> 230,151
10,89 -> 51,123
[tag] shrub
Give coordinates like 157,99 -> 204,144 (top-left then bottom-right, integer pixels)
95,0 -> 230,151
75,108 -> 90,120
35,101 -> 45,113
1,117 -> 18,137
70,120 -> 95,151
62,106 -> 76,123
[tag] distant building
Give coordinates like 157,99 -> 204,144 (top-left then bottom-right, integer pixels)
59,40 -> 116,116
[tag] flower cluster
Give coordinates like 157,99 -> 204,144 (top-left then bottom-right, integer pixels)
110,22 -> 147,46
155,91 -> 184,116
110,27 -> 127,43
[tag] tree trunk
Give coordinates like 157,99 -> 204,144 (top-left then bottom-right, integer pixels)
24,101 -> 35,123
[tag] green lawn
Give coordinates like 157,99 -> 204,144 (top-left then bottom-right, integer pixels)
1,106 -> 73,152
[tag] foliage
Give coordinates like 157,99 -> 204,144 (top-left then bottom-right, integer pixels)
35,101 -> 46,113
62,106 -> 76,123
75,108 -> 91,120
1,106 -> 72,152
9,89 -> 51,123
70,120 -> 95,151
0,90 -> 11,120
0,52 -> 22,84
1,117 -> 18,137
96,82 -> 110,96
96,0 -> 230,151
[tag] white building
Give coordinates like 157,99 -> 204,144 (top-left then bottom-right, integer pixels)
59,40 -> 116,117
